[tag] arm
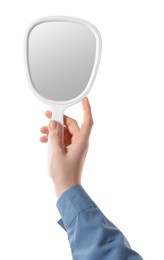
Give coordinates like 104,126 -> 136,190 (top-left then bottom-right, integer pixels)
40,97 -> 143,259
57,185 -> 143,260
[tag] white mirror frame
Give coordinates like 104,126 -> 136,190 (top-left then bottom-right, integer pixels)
25,16 -> 102,125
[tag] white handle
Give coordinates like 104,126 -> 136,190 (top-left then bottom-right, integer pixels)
47,105 -> 65,176
52,109 -> 64,142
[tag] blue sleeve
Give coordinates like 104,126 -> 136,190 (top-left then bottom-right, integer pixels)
57,185 -> 143,260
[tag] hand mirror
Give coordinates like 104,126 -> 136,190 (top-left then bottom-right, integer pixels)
25,16 -> 101,127
25,16 -> 101,171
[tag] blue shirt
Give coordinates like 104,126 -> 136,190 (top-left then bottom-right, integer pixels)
57,185 -> 143,260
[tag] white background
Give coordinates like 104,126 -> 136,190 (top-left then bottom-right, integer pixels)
0,1 -> 163,259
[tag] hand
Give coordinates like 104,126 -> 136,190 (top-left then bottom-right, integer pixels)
40,97 -> 93,198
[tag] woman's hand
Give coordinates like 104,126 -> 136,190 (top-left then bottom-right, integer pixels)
40,97 -> 93,198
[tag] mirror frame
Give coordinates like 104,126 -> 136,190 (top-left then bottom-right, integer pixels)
25,16 -> 102,107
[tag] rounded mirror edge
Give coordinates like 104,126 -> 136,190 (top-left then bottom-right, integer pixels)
24,16 -> 102,107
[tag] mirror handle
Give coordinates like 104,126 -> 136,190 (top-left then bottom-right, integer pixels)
52,108 -> 64,142
47,105 -> 66,176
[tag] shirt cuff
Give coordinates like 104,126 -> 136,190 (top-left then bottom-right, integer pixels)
57,185 -> 96,230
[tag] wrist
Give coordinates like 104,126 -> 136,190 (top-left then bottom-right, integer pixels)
54,182 -> 81,199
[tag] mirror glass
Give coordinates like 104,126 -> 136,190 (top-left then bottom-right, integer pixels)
27,20 -> 98,102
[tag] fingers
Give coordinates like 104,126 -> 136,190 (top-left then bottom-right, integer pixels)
39,126 -> 48,142
48,120 -> 63,152
42,98 -> 93,143
45,110 -> 79,134
81,97 -> 94,138
64,115 -> 80,135
40,135 -> 48,143
45,110 -> 52,119
40,126 -> 49,134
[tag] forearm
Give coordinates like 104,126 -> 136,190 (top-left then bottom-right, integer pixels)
57,185 -> 143,260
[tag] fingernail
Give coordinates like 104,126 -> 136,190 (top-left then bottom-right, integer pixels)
50,120 -> 57,129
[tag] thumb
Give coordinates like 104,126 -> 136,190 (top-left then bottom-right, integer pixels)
48,120 -> 63,152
